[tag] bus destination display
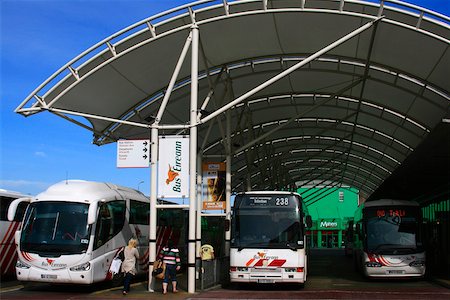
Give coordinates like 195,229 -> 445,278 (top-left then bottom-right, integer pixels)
238,195 -> 298,208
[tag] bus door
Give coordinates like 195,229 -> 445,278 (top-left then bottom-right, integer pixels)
93,201 -> 126,280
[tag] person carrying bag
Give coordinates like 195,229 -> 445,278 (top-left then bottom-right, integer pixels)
157,239 -> 181,294
109,246 -> 124,275
152,259 -> 166,279
121,238 -> 140,295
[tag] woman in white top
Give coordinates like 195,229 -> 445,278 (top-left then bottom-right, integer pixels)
121,238 -> 139,295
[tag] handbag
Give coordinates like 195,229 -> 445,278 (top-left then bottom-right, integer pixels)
109,257 -> 122,274
152,260 -> 166,279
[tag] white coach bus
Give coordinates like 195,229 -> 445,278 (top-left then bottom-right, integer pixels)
353,199 -> 426,278
7,180 -> 181,284
0,189 -> 30,279
230,191 -> 312,285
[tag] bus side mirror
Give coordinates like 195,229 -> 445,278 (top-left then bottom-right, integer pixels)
7,197 -> 30,221
88,202 -> 99,225
305,215 -> 313,228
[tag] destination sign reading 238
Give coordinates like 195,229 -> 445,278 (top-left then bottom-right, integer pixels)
243,196 -> 298,208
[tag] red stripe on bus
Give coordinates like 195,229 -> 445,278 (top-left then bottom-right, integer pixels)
156,226 -> 165,254
0,222 -> 19,267
2,222 -> 19,248
2,241 -> 19,275
0,221 -> 15,247
254,259 -> 265,267
379,256 -> 390,266
268,259 -> 286,267
246,258 -> 255,267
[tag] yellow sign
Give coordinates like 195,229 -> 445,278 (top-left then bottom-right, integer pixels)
202,162 -> 226,210
200,244 -> 215,260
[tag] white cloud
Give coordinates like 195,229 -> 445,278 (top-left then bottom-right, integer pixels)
0,180 -> 49,195
34,151 -> 47,157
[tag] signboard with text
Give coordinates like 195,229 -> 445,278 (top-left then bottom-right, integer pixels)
158,136 -> 189,198
117,140 -> 150,168
202,162 -> 226,210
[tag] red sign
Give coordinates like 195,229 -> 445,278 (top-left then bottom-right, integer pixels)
376,209 -> 406,218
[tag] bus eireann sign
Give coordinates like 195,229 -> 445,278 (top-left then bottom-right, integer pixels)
157,136 -> 189,198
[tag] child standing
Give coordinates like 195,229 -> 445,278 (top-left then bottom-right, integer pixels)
158,239 -> 181,294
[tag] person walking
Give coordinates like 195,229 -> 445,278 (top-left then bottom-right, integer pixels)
121,238 -> 140,295
158,239 -> 181,294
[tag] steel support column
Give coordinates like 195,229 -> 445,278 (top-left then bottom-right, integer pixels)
148,127 -> 158,292
225,109 -> 231,255
196,152 -> 202,281
188,23 -> 199,294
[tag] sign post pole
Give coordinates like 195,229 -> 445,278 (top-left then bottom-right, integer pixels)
188,23 -> 199,294
148,128 -> 158,292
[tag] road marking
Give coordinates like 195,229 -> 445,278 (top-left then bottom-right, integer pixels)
0,285 -> 23,293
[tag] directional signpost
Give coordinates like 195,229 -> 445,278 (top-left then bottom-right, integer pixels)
117,139 -> 150,168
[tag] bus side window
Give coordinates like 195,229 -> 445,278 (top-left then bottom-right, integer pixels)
94,201 -> 125,249
0,197 -> 13,221
130,200 -> 149,225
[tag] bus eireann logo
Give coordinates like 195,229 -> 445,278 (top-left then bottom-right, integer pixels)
166,164 -> 179,184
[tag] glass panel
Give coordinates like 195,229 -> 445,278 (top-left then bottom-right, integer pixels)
94,201 -> 125,249
0,196 -> 13,221
130,200 -> 149,225
20,202 -> 90,255
365,206 -> 422,254
231,194 -> 303,249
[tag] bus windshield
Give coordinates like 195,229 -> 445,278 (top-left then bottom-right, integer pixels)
365,207 -> 422,254
231,194 -> 304,250
20,201 -> 91,255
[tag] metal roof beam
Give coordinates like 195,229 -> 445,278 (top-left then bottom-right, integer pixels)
199,17 -> 382,125
154,31 -> 193,125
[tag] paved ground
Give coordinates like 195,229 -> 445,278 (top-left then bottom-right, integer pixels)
1,249 -> 449,299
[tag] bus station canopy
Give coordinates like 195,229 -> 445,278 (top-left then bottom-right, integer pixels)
15,0 -> 450,202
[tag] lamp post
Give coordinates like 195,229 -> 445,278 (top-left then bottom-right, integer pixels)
137,180 -> 144,191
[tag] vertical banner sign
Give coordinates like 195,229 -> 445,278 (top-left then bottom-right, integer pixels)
158,136 -> 189,198
202,162 -> 226,210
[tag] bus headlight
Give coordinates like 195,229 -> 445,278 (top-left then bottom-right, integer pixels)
16,260 -> 31,269
365,261 -> 382,267
409,261 -> 425,267
285,267 -> 296,272
70,262 -> 90,271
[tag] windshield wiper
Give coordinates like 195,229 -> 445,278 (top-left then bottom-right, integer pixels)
374,243 -> 397,249
237,242 -> 265,251
286,242 -> 298,251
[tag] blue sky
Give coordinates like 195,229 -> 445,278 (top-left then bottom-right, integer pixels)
1,0 -> 449,196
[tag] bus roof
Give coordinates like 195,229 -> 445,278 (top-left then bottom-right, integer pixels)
33,180 -> 147,203
0,189 -> 29,198
236,191 -> 301,197
364,199 -> 419,208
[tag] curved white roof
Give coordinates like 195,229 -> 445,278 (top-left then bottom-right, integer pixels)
15,0 -> 450,201
34,180 -> 147,203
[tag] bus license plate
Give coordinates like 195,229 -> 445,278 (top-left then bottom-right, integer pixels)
41,274 -> 57,279
386,270 -> 404,275
258,279 -> 274,283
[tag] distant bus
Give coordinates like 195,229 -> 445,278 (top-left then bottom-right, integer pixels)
0,189 -> 30,279
353,199 -> 425,278
230,191 -> 312,285
8,180 -> 183,284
